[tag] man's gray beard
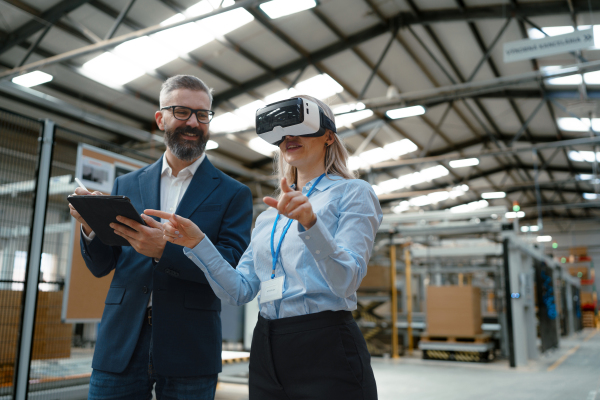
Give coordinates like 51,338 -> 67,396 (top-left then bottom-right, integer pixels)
165,126 -> 208,162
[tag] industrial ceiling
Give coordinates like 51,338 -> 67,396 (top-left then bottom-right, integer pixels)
0,0 -> 599,226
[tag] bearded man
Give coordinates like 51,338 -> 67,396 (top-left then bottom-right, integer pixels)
69,75 -> 253,400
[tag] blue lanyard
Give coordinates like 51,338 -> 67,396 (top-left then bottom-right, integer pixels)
270,173 -> 326,279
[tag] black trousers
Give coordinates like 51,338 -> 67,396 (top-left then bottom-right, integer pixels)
249,310 -> 378,400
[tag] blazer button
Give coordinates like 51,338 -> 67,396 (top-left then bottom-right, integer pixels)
142,286 -> 148,294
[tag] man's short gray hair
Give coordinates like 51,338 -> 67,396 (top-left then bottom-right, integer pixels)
159,75 -> 214,108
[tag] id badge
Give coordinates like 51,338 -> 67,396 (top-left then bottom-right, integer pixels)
260,276 -> 284,303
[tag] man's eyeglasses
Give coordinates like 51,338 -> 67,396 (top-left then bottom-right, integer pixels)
161,106 -> 214,124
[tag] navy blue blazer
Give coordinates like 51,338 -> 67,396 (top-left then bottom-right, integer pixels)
80,156 -> 253,377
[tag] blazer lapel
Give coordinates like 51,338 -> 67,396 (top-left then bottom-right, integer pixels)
176,157 -> 221,219
139,156 -> 162,222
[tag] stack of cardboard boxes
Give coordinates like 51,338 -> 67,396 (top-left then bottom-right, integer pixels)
0,291 -> 72,384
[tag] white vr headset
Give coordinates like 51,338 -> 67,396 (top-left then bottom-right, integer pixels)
255,98 -> 337,146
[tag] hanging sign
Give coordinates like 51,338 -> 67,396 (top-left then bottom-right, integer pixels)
504,29 -> 595,63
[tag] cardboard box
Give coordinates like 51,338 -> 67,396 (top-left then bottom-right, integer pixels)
569,266 -> 590,280
570,247 -> 588,257
581,292 -> 595,306
359,265 -> 390,290
426,286 -> 482,337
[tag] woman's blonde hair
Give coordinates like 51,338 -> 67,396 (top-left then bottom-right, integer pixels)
274,94 -> 355,194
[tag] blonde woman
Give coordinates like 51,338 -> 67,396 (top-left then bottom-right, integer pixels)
146,95 -> 382,399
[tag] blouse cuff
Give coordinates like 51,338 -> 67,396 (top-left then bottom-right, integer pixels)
183,237 -> 221,272
298,217 -> 336,261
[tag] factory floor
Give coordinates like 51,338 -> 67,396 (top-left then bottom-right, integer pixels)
216,328 -> 600,400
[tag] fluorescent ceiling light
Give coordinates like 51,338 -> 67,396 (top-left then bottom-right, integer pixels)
295,74 -> 343,100
373,165 -> 449,195
449,158 -> 479,168
390,186 -> 468,211
357,139 -> 418,168
530,225 -> 539,232
584,193 -> 599,200
249,137 -> 278,157
333,102 -> 366,114
569,150 -> 600,162
260,0 -> 317,19
335,109 -> 374,127
506,211 -> 525,218
521,226 -> 529,232
536,235 -> 552,242
206,140 -> 219,150
82,52 -> 145,87
386,105 -> 426,120
557,118 -> 600,132
450,200 -> 489,213
12,71 -> 53,87
481,192 -> 506,199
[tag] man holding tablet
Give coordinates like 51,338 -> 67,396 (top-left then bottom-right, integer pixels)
69,75 -> 253,400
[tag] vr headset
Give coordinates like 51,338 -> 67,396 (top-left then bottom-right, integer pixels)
255,98 -> 337,146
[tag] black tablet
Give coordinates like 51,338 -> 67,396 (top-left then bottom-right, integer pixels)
67,195 -> 147,246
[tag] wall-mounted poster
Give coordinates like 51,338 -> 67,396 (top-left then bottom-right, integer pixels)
63,144 -> 148,322
79,156 -> 114,193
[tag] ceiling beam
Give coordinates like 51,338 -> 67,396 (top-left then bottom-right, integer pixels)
0,0 -> 90,55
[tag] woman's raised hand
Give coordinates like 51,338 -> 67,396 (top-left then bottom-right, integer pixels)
143,209 -> 206,248
263,177 -> 317,230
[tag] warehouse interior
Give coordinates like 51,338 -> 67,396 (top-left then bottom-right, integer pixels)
0,0 -> 599,399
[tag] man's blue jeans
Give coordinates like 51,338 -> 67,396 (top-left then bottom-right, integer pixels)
88,314 -> 217,400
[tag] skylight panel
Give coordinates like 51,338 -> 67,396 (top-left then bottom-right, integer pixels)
569,150 -> 600,162
584,193 -> 599,200
12,71 -> 53,87
383,139 -> 418,158
259,0 -> 317,19
151,22 -> 213,54
557,118 -> 600,132
528,26 -> 574,39
206,140 -> 219,150
114,36 -> 178,71
198,7 -> 254,36
295,74 -> 343,100
348,157 -> 368,171
450,200 -> 489,213
264,88 -> 299,103
81,52 -> 145,87
210,112 -> 251,133
359,147 -> 391,164
419,165 -> 449,181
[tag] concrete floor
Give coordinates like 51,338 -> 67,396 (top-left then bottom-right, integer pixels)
215,328 -> 600,400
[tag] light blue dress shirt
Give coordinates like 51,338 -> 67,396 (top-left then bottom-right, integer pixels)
183,174 -> 383,319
